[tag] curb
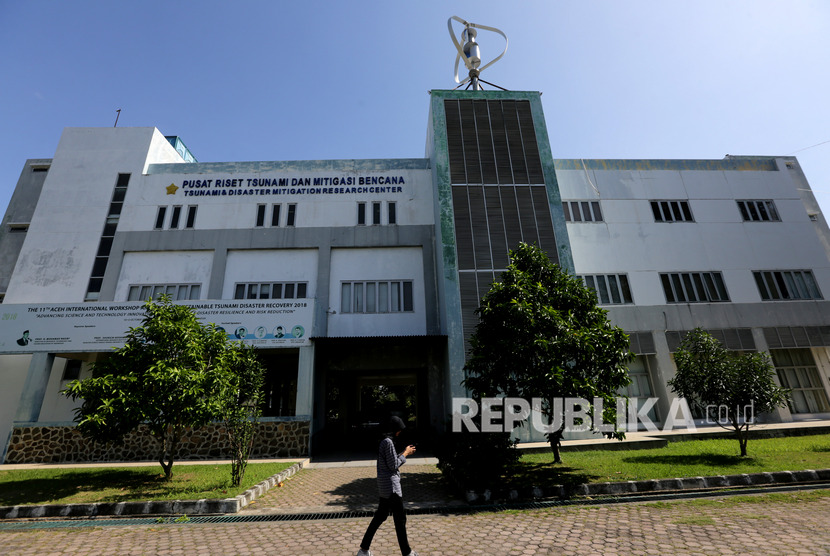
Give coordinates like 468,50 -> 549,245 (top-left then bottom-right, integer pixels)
0,461 -> 305,520
463,468 -> 830,503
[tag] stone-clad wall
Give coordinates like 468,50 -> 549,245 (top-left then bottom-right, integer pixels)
4,420 -> 309,464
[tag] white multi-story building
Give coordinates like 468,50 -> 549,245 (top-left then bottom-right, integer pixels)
1,90 -> 829,462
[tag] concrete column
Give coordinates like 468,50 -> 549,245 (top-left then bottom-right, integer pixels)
314,246 -> 331,338
295,345 -> 315,418
651,331 -> 679,427
14,352 -> 55,422
752,327 -> 792,423
208,247 -> 228,299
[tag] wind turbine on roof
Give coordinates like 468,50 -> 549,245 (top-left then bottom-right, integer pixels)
448,16 -> 508,91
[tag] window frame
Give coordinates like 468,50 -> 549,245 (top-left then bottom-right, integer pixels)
577,274 -> 633,304
753,270 -> 822,301
650,200 -> 694,223
737,200 -> 780,222
562,200 -> 603,222
340,280 -> 414,314
659,271 -> 729,303
128,283 -> 201,301
232,281 -> 308,300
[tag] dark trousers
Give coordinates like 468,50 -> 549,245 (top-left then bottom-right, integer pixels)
360,493 -> 410,555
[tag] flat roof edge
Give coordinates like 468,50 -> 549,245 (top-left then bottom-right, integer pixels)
147,158 -> 431,175
554,157 -> 782,172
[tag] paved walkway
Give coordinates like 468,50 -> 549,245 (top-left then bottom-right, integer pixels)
3,423 -> 830,554
241,458 -> 461,515
2,491 -> 829,554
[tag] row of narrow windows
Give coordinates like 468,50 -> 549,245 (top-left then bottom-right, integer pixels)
563,199 -> 786,223
124,280 -> 415,313
155,205 -> 197,230
587,269 -> 822,304
124,269 -> 821,308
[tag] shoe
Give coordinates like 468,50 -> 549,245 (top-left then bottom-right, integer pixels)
356,550 -> 373,556
406,552 -> 419,556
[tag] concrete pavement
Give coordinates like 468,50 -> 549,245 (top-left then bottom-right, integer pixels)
3,424 -> 830,554
1,490 -> 829,555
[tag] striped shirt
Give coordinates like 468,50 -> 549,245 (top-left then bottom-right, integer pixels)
376,436 -> 406,498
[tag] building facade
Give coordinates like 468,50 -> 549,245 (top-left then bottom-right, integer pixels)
2,90 -> 829,462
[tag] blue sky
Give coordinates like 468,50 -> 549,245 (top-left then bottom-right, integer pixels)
2,1 -> 829,213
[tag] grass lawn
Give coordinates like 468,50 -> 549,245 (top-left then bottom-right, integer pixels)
0,462 -> 295,507
513,433 -> 830,490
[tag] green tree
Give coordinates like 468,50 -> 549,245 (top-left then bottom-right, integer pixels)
218,342 -> 265,486
668,328 -> 790,457
463,243 -> 633,463
64,296 -> 241,479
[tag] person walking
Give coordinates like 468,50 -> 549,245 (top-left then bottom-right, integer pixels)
357,415 -> 418,556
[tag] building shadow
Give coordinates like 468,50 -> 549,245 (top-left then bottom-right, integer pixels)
323,468 -> 459,511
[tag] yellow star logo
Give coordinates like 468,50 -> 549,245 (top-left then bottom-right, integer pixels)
166,183 -> 179,195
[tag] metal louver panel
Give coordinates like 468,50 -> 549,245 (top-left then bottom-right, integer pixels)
503,101 -> 528,184
468,186 -> 492,269
531,186 -> 558,263
445,101 -> 466,184
474,101 -> 497,183
443,97 -> 558,349
443,99 -> 545,186
667,328 -> 756,352
490,102 -> 512,183
459,272 -> 479,348
764,326 -> 830,348
485,187 -> 509,268
764,327 -> 782,349
516,186 -> 538,246
517,101 -> 544,183
452,187 -> 474,270
627,332 -> 657,355
460,102 -> 482,184
500,186 -> 523,253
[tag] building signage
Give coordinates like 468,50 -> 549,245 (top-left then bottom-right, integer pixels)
0,300 -> 314,354
173,175 -> 407,198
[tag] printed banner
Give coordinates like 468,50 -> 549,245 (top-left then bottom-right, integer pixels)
0,300 -> 314,353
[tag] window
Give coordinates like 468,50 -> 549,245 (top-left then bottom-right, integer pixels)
156,205 -> 194,230
618,355 -> 658,423
62,360 -> 82,381
185,205 -> 197,228
271,204 -> 281,227
651,200 -> 693,222
7,223 -> 28,233
738,200 -> 780,222
562,201 -> 603,222
771,349 -> 830,413
286,204 -> 297,227
577,274 -> 633,304
154,206 -> 167,230
169,206 -> 182,229
233,282 -> 308,300
660,272 -> 729,303
87,173 -> 130,301
753,270 -> 822,301
128,283 -> 201,301
255,204 -> 285,227
358,201 -> 397,225
340,280 -> 413,313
